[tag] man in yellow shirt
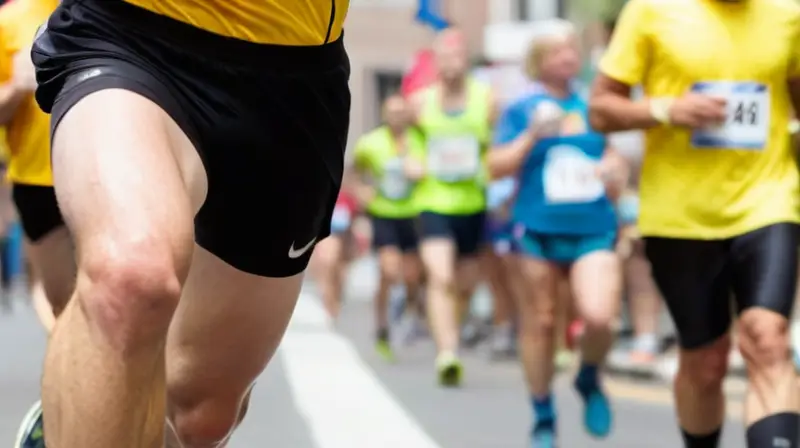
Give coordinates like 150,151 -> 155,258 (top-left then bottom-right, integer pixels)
0,0 -> 74,344
17,0 -> 351,447
590,0 -> 800,446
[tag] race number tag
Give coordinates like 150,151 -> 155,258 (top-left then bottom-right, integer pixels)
691,81 -> 769,150
379,157 -> 411,200
427,136 -> 480,182
330,206 -> 352,233
543,145 -> 604,204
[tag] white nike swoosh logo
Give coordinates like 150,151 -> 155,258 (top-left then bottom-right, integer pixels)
288,238 -> 317,259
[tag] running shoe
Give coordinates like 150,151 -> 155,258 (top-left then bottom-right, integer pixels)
375,339 -> 395,362
489,324 -> 515,359
530,421 -> 557,448
15,400 -> 45,448
396,313 -> 425,346
375,329 -> 395,362
436,351 -> 463,387
574,378 -> 612,438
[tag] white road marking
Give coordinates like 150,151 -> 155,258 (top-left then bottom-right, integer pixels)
280,294 -> 442,448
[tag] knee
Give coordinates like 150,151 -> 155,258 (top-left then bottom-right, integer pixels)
520,299 -> 556,336
738,313 -> 792,373
169,395 -> 241,448
402,261 -> 422,286
79,244 -> 183,352
425,266 -> 454,292
679,340 -> 730,391
581,308 -> 615,334
379,263 -> 402,286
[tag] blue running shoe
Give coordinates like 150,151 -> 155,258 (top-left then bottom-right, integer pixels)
530,421 -> 557,448
574,380 -> 612,438
15,400 -> 45,448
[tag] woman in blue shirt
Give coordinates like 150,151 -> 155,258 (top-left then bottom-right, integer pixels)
487,20 -> 627,448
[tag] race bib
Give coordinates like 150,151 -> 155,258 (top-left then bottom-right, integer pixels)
379,157 -> 411,200
691,81 -> 769,150
543,145 -> 604,204
330,206 -> 352,233
427,136 -> 480,182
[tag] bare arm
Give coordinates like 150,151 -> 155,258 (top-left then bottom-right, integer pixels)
488,90 -> 501,126
588,74 -> 659,133
0,81 -> 25,125
598,145 -> 630,202
487,130 -> 536,179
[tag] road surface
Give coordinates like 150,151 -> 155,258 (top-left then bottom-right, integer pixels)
0,275 -> 748,448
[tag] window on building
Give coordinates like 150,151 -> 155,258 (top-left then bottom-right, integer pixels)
372,71 -> 404,126
375,71 -> 403,104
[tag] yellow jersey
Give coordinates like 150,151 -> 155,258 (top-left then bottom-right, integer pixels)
0,0 -> 59,187
123,0 -> 349,45
600,0 -> 800,239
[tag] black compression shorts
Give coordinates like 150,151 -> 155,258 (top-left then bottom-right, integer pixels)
645,222 -> 799,349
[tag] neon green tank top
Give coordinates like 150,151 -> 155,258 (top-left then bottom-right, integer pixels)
353,126 -> 422,219
413,78 -> 492,215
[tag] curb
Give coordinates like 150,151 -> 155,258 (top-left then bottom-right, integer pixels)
605,349 -> 747,383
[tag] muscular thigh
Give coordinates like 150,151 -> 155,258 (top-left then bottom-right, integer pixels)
166,246 -> 302,396
644,236 -> 731,349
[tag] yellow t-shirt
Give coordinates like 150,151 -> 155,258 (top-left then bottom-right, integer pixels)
0,0 -> 59,187
124,0 -> 349,45
600,0 -> 800,239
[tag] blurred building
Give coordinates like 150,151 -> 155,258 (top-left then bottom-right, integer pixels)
344,0 -> 624,152
345,0 -> 490,147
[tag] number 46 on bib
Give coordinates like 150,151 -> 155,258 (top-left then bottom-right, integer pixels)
691,81 -> 770,150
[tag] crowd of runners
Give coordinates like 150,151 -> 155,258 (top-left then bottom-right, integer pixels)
1,0 -> 800,447
309,1 -> 800,446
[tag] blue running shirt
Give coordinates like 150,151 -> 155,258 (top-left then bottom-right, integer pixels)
493,92 -> 617,235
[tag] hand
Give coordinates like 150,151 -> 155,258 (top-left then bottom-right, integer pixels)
615,225 -> 639,259
669,93 -> 727,128
11,46 -> 37,93
404,158 -> 425,180
595,154 -> 628,201
528,103 -> 564,139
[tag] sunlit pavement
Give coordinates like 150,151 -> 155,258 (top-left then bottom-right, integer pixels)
1,264 -> 748,448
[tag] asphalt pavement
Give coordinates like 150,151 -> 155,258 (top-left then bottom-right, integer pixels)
0,259 -> 749,448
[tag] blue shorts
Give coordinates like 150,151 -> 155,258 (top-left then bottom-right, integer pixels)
519,230 -> 616,264
484,216 -> 520,255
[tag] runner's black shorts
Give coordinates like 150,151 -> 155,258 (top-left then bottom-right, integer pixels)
645,222 -> 798,350
418,211 -> 486,257
12,184 -> 64,243
32,0 -> 351,277
370,215 -> 418,252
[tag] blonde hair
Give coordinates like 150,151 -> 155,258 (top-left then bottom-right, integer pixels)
524,19 -> 578,80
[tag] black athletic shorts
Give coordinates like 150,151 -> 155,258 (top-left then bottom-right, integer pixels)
418,211 -> 486,257
645,222 -> 799,350
370,215 -> 418,252
32,0 -> 351,277
12,183 -> 64,243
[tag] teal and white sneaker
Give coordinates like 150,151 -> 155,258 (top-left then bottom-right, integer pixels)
15,400 -> 45,448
